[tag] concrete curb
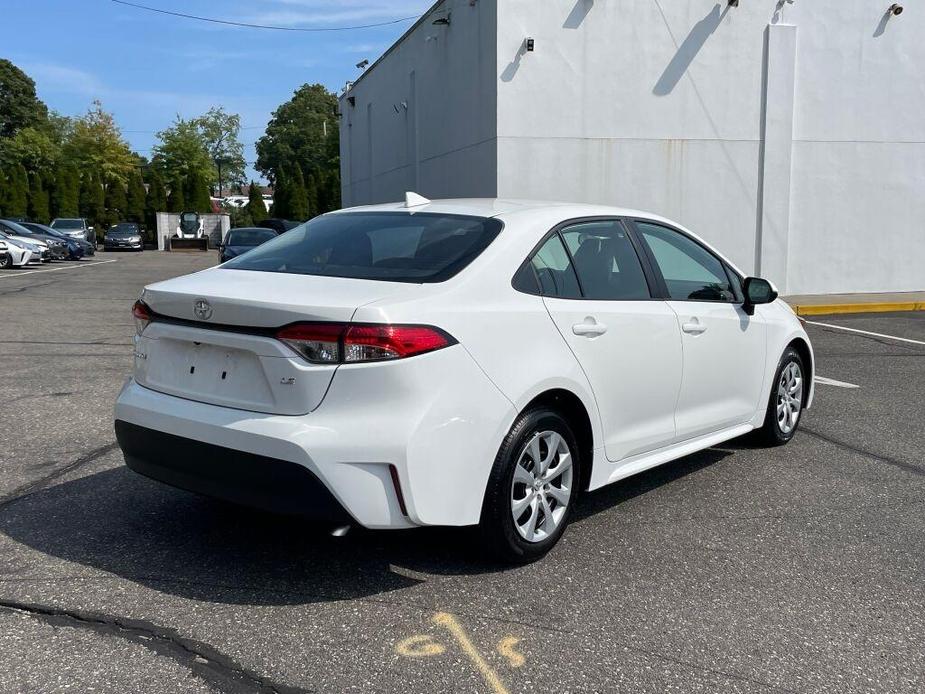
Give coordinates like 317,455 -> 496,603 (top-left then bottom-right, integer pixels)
788,301 -> 925,316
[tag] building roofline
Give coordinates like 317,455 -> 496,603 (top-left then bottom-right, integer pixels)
339,0 -> 448,97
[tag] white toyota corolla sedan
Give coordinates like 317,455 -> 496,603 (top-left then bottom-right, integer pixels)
115,197 -> 813,561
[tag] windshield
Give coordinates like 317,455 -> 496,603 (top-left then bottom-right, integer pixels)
108,224 -> 139,236
227,228 -> 277,246
1,220 -> 39,237
51,219 -> 84,229
222,212 -> 504,283
24,223 -> 63,238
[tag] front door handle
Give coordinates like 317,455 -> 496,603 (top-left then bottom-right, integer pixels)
572,318 -> 608,337
681,319 -> 707,335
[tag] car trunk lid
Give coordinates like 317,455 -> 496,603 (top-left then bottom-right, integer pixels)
134,268 -> 417,414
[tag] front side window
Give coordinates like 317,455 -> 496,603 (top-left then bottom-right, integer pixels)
560,221 -> 650,300
223,212 -> 503,283
635,222 -> 735,302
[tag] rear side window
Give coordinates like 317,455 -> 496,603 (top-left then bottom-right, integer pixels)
227,228 -> 277,246
635,222 -> 736,302
528,235 -> 582,299
560,221 -> 650,300
222,212 -> 503,283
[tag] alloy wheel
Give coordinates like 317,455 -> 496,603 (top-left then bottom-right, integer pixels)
776,361 -> 803,434
510,430 -> 574,543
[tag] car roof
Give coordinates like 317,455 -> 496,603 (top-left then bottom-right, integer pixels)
331,197 -> 676,223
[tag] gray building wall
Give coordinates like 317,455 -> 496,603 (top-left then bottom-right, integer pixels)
340,0 -> 925,295
340,0 -> 498,206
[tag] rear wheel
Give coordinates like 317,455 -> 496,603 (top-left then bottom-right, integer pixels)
755,346 -> 805,446
480,408 -> 580,563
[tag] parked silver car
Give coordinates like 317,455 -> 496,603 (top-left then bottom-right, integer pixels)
50,217 -> 95,245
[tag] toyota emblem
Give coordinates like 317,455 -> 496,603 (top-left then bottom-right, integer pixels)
193,298 -> 213,320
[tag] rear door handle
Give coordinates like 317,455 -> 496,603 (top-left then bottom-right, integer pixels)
572,319 -> 608,337
681,319 -> 707,335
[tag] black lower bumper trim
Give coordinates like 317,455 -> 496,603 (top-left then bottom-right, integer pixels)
115,420 -> 352,522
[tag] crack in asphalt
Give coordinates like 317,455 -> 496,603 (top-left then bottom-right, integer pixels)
0,442 -> 120,511
0,599 -> 311,694
801,427 -> 925,477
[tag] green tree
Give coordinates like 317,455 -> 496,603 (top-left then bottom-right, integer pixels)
196,106 -> 246,196
51,162 -> 80,217
145,169 -> 167,231
0,126 -> 60,175
305,172 -> 319,219
28,172 -> 50,222
105,178 -> 127,225
2,164 -> 30,217
270,169 -> 288,218
288,166 -> 309,220
167,176 -> 186,213
64,101 -> 136,186
79,171 -> 106,234
256,84 -> 340,213
185,169 -> 212,213
125,168 -> 146,224
152,117 -> 214,192
0,59 -> 48,138
245,181 -> 267,223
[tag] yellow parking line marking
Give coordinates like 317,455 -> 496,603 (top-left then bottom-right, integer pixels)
0,259 -> 117,279
497,637 -> 526,668
432,612 -> 510,694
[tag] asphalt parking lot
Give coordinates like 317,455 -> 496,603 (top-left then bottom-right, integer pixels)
0,252 -> 923,693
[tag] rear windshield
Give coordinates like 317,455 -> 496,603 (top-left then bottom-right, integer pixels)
52,219 -> 83,229
222,212 -> 504,283
227,228 -> 277,246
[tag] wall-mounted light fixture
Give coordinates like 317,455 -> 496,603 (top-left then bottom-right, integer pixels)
356,59 -> 369,69
432,13 -> 451,25
525,37 -> 535,52
728,0 -> 739,7
889,3 -> 903,15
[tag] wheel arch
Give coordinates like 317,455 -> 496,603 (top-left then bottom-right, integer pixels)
520,388 -> 595,492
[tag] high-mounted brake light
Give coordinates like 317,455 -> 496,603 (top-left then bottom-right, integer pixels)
132,300 -> 153,336
276,322 -> 455,364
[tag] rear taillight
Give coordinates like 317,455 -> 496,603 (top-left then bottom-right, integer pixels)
132,300 -> 153,336
276,323 -> 343,363
276,322 -> 455,364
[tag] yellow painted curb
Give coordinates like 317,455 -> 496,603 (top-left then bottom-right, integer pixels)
789,301 -> 925,316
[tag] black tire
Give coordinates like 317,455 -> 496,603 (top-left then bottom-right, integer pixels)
479,407 -> 580,563
1,254 -> 12,269
754,346 -> 806,446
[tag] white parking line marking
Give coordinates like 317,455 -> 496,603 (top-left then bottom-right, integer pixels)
0,259 -> 117,279
806,320 -> 925,347
814,376 -> 860,389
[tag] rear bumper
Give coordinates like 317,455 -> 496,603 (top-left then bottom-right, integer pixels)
114,344 -> 515,529
115,420 -> 352,522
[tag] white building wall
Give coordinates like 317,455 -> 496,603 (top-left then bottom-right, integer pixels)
342,0 -> 925,294
339,0 -> 498,207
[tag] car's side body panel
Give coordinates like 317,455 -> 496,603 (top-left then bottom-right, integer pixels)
115,199 -> 814,532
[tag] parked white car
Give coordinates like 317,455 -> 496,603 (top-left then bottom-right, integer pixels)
115,197 -> 814,561
0,231 -> 42,268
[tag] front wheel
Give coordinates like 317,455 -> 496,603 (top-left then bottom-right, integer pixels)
479,408 -> 580,563
755,346 -> 806,446
1,254 -> 12,269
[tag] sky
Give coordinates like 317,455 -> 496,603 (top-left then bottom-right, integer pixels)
3,0 -> 435,182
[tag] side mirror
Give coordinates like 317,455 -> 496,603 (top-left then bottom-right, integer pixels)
743,277 -> 778,316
